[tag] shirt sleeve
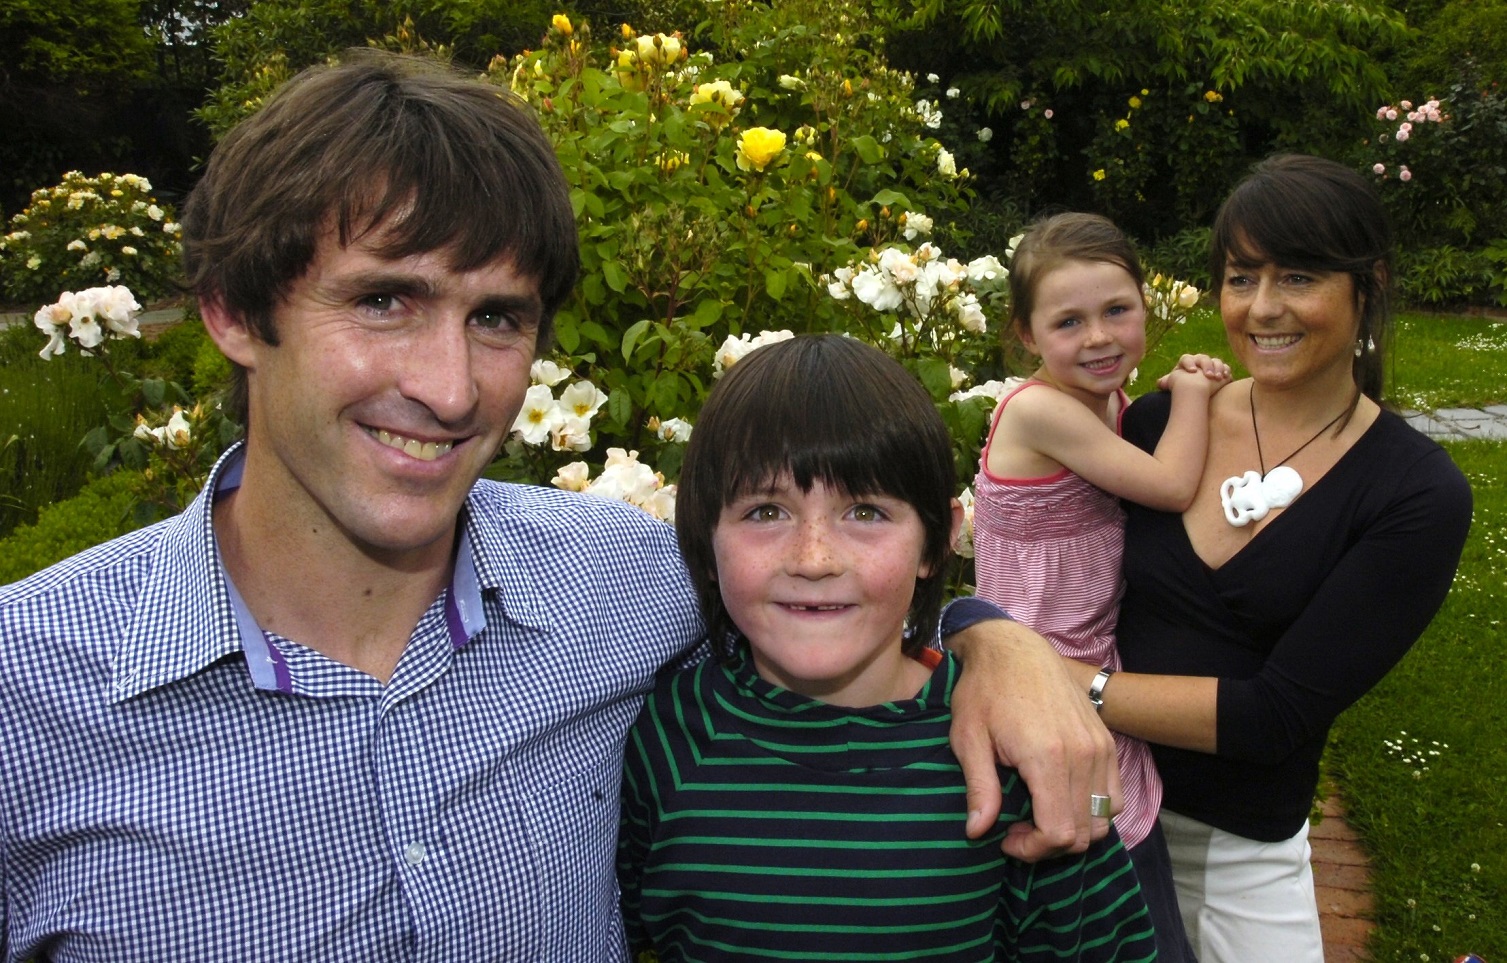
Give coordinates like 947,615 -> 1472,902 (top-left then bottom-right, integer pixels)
1003,833 -> 1158,960
1216,445 -> 1473,762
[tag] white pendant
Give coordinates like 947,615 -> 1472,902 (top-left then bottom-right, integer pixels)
1220,466 -> 1305,528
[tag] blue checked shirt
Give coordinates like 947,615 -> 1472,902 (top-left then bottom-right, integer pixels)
0,445 -> 703,962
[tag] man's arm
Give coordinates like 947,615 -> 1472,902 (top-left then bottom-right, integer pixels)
942,608 -> 1119,861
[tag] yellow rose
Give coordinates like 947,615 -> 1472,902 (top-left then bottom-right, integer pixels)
736,127 -> 787,172
552,13 -> 572,35
1115,118 -> 1129,131
689,80 -> 743,127
1204,89 -> 1223,103
634,33 -> 681,66
1093,169 -> 1107,181
1129,96 -> 1142,109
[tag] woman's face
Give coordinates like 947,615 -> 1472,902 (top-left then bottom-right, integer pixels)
1219,258 -> 1362,392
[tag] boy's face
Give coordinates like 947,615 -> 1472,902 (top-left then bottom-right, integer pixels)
712,476 -> 933,707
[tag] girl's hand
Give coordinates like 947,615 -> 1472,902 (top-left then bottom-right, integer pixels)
1157,353 -> 1232,392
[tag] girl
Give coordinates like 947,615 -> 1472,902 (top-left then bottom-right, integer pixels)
618,334 -> 1158,962
972,212 -> 1229,962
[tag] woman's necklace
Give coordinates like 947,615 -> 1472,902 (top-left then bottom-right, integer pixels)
1219,389 -> 1349,528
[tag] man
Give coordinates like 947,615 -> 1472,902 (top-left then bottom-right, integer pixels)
0,53 -> 1113,960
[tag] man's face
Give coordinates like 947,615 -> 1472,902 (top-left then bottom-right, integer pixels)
222,228 -> 541,566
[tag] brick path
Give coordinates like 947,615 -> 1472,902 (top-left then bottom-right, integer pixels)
1312,795 -> 1376,962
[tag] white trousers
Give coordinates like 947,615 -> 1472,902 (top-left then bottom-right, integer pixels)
1160,808 -> 1324,963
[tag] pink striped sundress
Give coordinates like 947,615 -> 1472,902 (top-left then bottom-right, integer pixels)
971,380 -> 1162,849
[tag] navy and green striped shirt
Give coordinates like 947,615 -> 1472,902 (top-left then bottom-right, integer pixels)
617,650 -> 1157,962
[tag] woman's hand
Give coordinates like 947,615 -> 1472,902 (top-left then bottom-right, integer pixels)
947,620 -> 1120,860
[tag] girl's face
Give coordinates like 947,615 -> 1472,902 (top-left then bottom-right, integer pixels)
711,476 -> 942,708
1019,259 -> 1147,404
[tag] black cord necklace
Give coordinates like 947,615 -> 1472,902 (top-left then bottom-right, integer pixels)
1251,389 -> 1349,478
1220,388 -> 1349,528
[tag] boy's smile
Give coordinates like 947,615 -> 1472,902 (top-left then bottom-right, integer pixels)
712,477 -> 934,707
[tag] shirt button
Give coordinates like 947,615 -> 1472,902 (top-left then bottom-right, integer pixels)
404,841 -> 427,866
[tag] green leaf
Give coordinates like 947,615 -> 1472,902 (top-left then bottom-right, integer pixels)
851,134 -> 884,164
690,299 -> 724,329
555,313 -> 581,354
621,318 -> 651,361
651,371 -> 682,414
601,260 -> 628,293
141,378 -> 167,408
764,267 -> 788,300
915,357 -> 954,400
608,387 -> 633,427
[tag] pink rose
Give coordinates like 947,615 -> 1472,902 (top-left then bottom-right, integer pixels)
1373,163 -> 1386,174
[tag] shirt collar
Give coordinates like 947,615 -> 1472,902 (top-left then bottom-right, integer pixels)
110,443 -> 492,701
457,484 -> 553,633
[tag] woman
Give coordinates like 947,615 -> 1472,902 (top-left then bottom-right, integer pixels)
1061,154 -> 1473,960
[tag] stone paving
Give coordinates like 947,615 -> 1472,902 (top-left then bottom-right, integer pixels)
1400,404 -> 1507,441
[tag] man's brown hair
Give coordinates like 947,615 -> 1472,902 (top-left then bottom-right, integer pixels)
181,50 -> 580,423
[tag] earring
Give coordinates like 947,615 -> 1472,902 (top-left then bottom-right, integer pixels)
1354,340 -> 1363,357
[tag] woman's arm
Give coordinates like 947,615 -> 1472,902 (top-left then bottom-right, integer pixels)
1059,658 -> 1218,753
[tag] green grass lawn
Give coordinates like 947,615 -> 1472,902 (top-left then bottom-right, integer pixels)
1151,305 -> 1507,960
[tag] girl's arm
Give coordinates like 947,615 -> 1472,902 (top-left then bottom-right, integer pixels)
988,356 -> 1228,511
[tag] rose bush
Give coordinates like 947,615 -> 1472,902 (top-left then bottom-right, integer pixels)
490,0 -> 977,491
0,171 -> 182,305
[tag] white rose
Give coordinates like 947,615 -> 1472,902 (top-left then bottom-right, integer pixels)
552,461 -> 592,492
936,149 -> 957,178
851,267 -> 903,312
559,380 -> 608,420
657,417 -> 693,443
511,384 -> 562,444
530,358 -> 571,386
901,212 -> 933,240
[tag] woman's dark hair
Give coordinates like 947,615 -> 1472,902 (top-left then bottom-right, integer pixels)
676,334 -> 956,659
1210,153 -> 1394,401
1008,211 -> 1144,337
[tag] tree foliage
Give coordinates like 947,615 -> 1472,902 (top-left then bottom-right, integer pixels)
0,0 -> 156,214
876,0 -> 1408,239
197,0 -> 560,135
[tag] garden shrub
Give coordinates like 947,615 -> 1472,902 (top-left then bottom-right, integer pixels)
1395,245 -> 1500,307
1363,70 -> 1507,250
0,470 -> 145,585
0,171 -> 181,306
872,0 -> 1404,242
0,326 -> 121,538
489,0 -> 985,488
1145,226 -> 1215,293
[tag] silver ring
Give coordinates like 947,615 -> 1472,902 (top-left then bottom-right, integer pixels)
1089,793 -> 1113,818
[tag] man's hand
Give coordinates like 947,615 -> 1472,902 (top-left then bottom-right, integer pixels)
947,619 -> 1120,861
